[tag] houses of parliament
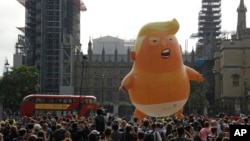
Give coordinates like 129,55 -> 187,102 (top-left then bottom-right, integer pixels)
13,0 -> 250,116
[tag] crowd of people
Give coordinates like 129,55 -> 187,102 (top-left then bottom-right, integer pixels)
0,109 -> 249,141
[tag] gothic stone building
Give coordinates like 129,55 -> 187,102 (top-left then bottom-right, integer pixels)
81,36 -> 134,116
214,0 -> 250,115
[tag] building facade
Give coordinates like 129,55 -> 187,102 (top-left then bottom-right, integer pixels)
14,0 -> 87,94
214,0 -> 250,115
80,36 -> 134,115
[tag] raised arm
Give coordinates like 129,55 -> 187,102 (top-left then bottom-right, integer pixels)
185,66 -> 204,82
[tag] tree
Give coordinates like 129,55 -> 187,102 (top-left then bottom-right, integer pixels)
185,81 -> 208,114
0,65 -> 39,115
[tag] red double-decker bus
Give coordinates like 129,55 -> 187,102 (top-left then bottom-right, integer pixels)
20,94 -> 98,117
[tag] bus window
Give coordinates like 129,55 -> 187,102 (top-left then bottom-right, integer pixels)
57,98 -> 63,103
36,98 -> 45,103
62,98 -> 67,103
46,98 -> 54,103
68,99 -> 73,103
89,99 -> 93,104
86,99 -> 90,104
23,97 -> 34,102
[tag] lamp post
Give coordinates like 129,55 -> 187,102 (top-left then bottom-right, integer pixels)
78,54 -> 88,118
221,99 -> 224,113
3,60 -> 9,118
244,79 -> 247,114
101,74 -> 105,107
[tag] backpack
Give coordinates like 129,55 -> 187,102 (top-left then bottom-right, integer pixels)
144,130 -> 155,141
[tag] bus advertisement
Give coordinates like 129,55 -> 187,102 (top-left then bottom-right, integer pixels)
20,94 -> 98,118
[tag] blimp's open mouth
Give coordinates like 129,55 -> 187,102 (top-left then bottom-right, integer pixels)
161,49 -> 170,59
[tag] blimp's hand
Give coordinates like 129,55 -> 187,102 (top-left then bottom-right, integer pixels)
119,86 -> 128,94
186,66 -> 205,83
196,74 -> 204,83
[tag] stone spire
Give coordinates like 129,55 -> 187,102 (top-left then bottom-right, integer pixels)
236,0 -> 247,39
87,37 -> 92,62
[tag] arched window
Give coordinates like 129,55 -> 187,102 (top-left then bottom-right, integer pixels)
232,74 -> 240,87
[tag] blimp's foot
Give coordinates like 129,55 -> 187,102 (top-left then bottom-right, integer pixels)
175,108 -> 184,119
134,109 -> 147,121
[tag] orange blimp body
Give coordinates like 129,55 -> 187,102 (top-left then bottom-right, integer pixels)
119,19 -> 204,120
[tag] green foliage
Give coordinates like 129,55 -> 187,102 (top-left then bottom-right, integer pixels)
187,81 -> 209,113
0,65 -> 39,114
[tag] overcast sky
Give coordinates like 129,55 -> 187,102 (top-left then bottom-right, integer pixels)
0,0 -> 249,75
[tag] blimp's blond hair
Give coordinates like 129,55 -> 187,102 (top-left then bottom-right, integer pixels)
134,19 -> 179,53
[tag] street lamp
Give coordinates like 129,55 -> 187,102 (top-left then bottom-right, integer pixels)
101,74 -> 105,107
221,99 -> 224,113
79,55 -> 88,96
78,54 -> 88,118
3,60 -> 9,118
5,60 -> 9,73
244,79 -> 247,114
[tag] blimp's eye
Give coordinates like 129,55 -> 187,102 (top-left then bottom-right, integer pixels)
149,37 -> 159,45
167,36 -> 176,42
168,37 -> 173,41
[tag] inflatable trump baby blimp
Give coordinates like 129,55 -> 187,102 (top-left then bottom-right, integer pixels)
119,19 -> 204,120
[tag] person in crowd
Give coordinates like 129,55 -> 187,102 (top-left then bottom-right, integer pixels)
171,126 -> 191,141
34,124 -> 42,135
120,124 -> 137,141
0,111 -> 241,141
26,123 -> 35,139
5,125 -> 19,141
133,117 -> 140,126
118,120 -> 127,133
199,121 -> 211,141
88,130 -> 100,141
221,137 -> 230,141
52,124 -> 67,141
137,131 -> 145,141
42,122 -> 52,141
37,130 -> 47,141
35,137 -> 44,141
166,123 -> 174,140
13,128 -> 27,141
78,120 -> 91,141
69,122 -> 81,141
184,124 -> 194,137
215,132 -> 226,141
140,119 -> 151,132
193,133 -> 202,141
93,108 -> 106,136
102,128 -> 113,141
63,131 -> 72,141
0,132 -> 3,141
111,122 -> 122,141
144,122 -> 162,141
27,134 -> 38,141
207,126 -> 217,141
156,121 -> 166,141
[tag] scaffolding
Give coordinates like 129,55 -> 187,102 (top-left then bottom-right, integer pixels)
15,0 -> 86,94
196,0 -> 222,60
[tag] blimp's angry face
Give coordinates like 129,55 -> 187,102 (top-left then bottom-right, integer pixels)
134,33 -> 183,73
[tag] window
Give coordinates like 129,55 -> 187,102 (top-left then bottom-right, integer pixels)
232,74 -> 240,87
